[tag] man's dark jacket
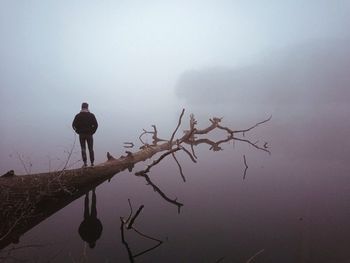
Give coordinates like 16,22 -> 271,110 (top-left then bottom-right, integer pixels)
72,111 -> 98,135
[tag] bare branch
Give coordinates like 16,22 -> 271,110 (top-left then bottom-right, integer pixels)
135,147 -> 181,175
123,142 -> 134,148
139,125 -> 166,145
233,115 -> 272,134
107,152 -> 116,161
60,134 -> 76,171
169,108 -> 185,144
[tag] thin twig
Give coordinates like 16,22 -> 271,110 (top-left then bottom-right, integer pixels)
124,142 -> 134,148
234,137 -> 271,154
233,115 -> 272,134
60,134 -> 77,171
170,108 -> 185,144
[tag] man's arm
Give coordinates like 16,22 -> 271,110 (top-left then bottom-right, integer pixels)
72,115 -> 78,132
92,114 -> 98,134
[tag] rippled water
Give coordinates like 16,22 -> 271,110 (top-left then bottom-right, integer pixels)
1,109 -> 350,263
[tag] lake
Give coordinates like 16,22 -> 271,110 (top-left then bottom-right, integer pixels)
1,107 -> 350,263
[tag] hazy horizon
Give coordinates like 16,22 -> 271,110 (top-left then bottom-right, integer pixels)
1,0 -> 350,174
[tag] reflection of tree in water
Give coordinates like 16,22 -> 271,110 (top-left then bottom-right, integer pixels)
0,109 -> 271,261
78,188 -> 103,249
134,113 -> 271,210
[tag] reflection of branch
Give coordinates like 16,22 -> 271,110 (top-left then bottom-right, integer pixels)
187,136 -> 233,152
120,218 -> 134,263
246,249 -> 265,263
127,205 -> 144,229
132,240 -> 162,258
126,199 -> 133,223
243,155 -> 248,180
234,137 -> 270,154
134,110 -> 271,210
233,116 -> 272,135
180,146 -> 197,163
120,201 -> 163,263
172,153 -> 186,182
136,173 -> 183,211
190,143 -> 197,159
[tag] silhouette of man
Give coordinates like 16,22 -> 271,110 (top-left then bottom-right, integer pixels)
72,102 -> 98,167
78,189 -> 103,249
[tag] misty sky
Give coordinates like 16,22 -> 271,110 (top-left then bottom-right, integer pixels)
1,0 -> 350,173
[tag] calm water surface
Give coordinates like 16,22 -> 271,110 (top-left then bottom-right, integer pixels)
1,111 -> 350,263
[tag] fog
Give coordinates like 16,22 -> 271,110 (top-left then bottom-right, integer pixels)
175,37 -> 350,165
1,0 -> 350,174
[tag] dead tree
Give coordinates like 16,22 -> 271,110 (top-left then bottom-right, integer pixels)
0,109 -> 271,250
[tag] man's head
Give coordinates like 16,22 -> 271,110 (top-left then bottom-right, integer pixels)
81,102 -> 89,109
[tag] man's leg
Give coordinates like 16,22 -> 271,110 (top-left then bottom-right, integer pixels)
79,135 -> 87,166
87,135 -> 94,166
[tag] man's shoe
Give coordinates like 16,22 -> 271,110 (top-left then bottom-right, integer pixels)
91,163 -> 94,167
82,163 -> 88,168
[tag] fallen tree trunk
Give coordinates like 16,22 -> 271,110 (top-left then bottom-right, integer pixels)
0,109 -> 271,250
0,141 -> 174,250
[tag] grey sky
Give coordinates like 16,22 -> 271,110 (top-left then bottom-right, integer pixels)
1,0 -> 349,173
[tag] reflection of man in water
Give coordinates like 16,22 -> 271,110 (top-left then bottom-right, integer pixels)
79,189 -> 103,248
